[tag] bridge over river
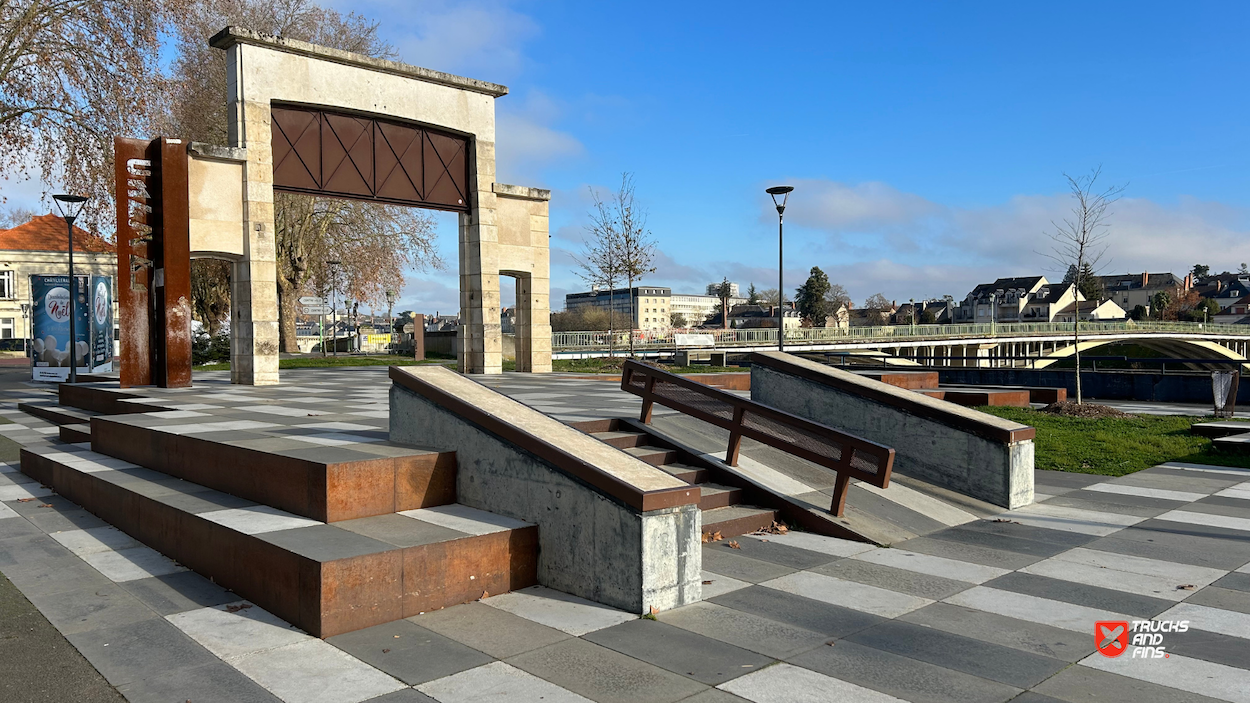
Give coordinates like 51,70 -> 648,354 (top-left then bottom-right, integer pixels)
551,321 -> 1250,369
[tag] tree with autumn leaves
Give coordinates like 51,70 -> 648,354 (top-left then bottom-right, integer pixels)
1,0 -> 443,352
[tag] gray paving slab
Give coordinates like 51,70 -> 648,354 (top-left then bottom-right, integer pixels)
1128,516 -> 1250,546
811,557 -> 974,600
897,602 -> 1095,662
326,619 -> 493,685
359,689 -> 439,703
1163,625 -> 1250,670
118,571 -> 236,616
337,513 -> 467,547
982,572 -> 1176,619
0,569 -> 126,703
25,581 -> 160,635
1175,498 -> 1250,520
1042,491 -> 1181,517
658,601 -> 829,659
1034,470 -> 1106,490
1082,529 -> 1250,571
675,689 -> 751,703
64,617 -> 220,686
410,602 -> 570,659
701,548 -> 798,584
1115,471 -> 1240,493
923,525 -> 1082,559
957,519 -> 1100,549
506,638 -> 709,703
2,553 -> 114,598
0,516 -> 47,545
1186,584 -> 1250,615
708,585 -> 885,637
1212,571 -> 1250,592
787,638 -> 1022,703
22,507 -> 110,533
703,537 -> 838,570
893,535 -> 1045,570
844,619 -> 1068,688
844,483 -> 952,536
258,524 -> 395,561
115,659 -> 282,703
583,618 -> 773,685
1007,693 -> 1072,703
1031,663 -> 1227,703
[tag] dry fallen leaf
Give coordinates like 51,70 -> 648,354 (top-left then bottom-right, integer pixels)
649,605 -> 660,616
727,541 -> 741,549
225,604 -> 253,614
38,503 -> 53,508
382,648 -> 390,654
702,580 -> 713,585
1177,584 -> 1196,590
991,518 -> 1020,524
480,590 -> 489,600
15,498 -> 35,503
711,531 -> 723,542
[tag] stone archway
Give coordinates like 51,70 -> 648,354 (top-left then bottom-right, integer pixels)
116,27 -> 551,386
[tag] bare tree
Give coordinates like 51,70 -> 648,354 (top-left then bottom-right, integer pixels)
611,173 -> 656,357
573,188 -> 622,357
0,205 -> 36,227
863,293 -> 893,325
1043,167 -> 1125,404
1,0 -> 176,227
190,259 -> 231,337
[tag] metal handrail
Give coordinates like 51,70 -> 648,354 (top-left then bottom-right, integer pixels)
554,320 -> 1250,351
619,360 -> 894,516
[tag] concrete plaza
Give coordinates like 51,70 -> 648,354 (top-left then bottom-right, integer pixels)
1,367 -> 1249,703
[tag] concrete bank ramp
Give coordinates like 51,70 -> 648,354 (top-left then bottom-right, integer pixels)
649,414 -> 1003,545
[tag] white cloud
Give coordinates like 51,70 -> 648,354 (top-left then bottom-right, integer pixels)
385,0 -> 539,79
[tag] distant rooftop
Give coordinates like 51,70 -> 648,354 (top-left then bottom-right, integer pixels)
0,214 -> 113,254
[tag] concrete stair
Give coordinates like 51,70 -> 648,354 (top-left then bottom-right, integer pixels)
572,420 -> 779,539
1192,421 -> 1250,438
17,399 -> 99,426
58,423 -> 91,443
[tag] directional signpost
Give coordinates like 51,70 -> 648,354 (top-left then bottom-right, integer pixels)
298,297 -> 329,355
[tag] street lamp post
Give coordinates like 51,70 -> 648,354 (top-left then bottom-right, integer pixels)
326,260 -> 341,357
910,298 -> 916,332
53,195 -> 88,383
385,290 -> 396,355
766,186 -> 794,352
20,303 -> 30,356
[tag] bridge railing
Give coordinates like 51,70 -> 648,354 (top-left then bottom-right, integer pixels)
552,320 -> 1250,352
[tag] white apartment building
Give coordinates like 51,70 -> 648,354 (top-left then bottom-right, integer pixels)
669,293 -> 747,327
565,286 -> 673,332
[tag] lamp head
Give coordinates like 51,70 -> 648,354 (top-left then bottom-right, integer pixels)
52,194 -> 88,223
766,185 -> 794,215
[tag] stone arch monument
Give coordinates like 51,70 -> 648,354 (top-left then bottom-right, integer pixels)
115,27 -> 551,387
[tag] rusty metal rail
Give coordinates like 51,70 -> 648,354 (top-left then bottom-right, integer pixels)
620,360 -> 895,516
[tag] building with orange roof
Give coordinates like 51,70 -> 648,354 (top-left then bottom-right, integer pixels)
0,214 -> 116,353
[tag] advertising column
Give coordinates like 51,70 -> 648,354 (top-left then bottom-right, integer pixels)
90,276 -> 114,373
29,274 -> 90,381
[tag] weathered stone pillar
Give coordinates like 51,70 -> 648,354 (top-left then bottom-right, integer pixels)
495,183 -> 551,374
224,45 -> 279,385
458,142 -> 501,374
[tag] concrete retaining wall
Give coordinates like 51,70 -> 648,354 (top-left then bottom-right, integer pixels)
751,352 -> 1034,509
389,370 -> 701,613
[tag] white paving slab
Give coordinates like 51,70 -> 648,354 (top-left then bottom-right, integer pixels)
742,531 -> 875,558
1214,482 -> 1250,501
1159,462 -> 1250,477
145,410 -> 211,419
0,502 -> 17,520
232,639 -> 406,703
292,421 -> 377,431
720,662 -> 907,703
700,571 -> 749,599
0,484 -> 52,501
1021,559 -> 1201,602
198,505 -> 321,535
1082,482 -> 1207,503
1156,509 -> 1250,534
944,586 -> 1136,633
401,504 -> 532,535
761,571 -> 932,618
50,526 -> 140,556
1080,652 -> 1250,703
999,503 -> 1142,536
1048,548 -> 1227,587
1158,602 -> 1250,640
481,585 -> 635,636
854,481 -> 979,527
851,548 -> 1011,584
418,661 -> 592,703
81,546 -> 187,582
168,602 -> 312,661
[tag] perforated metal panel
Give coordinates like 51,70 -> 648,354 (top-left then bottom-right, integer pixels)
270,105 -> 470,212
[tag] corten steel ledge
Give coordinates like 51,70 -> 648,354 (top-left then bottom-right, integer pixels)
751,352 -> 1036,444
388,367 -> 698,512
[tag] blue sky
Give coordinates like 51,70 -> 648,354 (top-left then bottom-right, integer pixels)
8,1 -> 1250,315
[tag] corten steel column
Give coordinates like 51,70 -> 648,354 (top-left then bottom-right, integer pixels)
767,186 -> 794,352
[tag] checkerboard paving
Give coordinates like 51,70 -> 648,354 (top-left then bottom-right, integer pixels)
3,369 -> 1250,702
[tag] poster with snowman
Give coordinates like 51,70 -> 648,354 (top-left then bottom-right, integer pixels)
90,275 -> 114,373
29,274 -> 91,381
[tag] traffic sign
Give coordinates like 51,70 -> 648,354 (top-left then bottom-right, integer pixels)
301,305 -> 331,315
403,324 -> 415,333
298,296 -> 326,305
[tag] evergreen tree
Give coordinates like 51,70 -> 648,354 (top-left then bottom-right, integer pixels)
1063,262 -> 1103,300
747,283 -> 761,305
796,267 -> 832,326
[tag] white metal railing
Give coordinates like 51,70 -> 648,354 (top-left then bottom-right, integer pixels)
551,321 -> 1250,352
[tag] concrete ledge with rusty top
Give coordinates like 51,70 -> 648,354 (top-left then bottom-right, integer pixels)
389,365 -> 702,613
751,352 -> 1035,509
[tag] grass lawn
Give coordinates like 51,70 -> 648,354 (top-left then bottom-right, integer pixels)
196,355 -> 455,371
977,405 -> 1250,476
551,357 -> 744,375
